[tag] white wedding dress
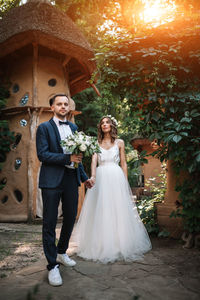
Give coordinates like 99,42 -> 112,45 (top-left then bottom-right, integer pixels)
74,143 -> 152,263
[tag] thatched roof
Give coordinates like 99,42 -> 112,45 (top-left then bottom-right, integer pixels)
0,1 -> 96,95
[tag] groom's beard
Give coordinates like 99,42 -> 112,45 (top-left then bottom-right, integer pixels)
55,112 -> 69,119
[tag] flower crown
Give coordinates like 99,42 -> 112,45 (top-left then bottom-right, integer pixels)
104,115 -> 118,126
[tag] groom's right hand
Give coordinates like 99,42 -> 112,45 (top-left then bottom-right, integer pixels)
70,153 -> 83,163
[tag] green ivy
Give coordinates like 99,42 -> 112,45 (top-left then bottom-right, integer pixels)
94,17 -> 200,233
137,195 -> 159,234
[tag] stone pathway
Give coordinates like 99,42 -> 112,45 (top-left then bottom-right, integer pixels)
0,223 -> 199,300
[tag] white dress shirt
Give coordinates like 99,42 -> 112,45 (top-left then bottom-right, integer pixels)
53,116 -> 75,169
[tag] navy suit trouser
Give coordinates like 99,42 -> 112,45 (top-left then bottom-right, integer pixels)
41,168 -> 79,270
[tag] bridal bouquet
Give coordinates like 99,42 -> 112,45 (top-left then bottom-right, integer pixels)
61,131 -> 101,167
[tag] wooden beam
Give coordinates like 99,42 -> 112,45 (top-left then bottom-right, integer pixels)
32,43 -> 38,107
90,83 -> 101,97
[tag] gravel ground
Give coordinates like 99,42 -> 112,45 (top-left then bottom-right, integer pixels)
0,223 -> 199,300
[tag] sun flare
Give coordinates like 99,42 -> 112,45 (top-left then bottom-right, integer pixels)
139,0 -> 176,27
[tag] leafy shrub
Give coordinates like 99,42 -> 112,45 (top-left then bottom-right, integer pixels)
137,164 -> 167,235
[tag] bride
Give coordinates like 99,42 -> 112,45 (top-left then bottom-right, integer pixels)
74,115 -> 152,263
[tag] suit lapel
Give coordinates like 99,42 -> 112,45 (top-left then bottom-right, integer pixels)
68,122 -> 76,133
49,118 -> 63,152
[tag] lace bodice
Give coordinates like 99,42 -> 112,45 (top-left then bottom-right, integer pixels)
98,143 -> 120,166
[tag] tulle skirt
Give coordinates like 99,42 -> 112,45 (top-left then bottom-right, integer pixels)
74,163 -> 152,263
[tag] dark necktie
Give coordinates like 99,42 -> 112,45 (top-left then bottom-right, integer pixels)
59,120 -> 69,125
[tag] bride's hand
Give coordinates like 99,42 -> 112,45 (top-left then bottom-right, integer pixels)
90,176 -> 96,186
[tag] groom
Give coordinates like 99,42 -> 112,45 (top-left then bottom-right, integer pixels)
36,94 -> 92,286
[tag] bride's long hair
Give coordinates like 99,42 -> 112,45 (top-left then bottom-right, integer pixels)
97,116 -> 118,143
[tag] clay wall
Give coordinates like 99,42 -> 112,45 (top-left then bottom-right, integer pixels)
0,52 -> 83,222
0,113 -> 29,221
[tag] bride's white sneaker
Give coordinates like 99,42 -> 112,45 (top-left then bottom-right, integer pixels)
57,253 -> 76,267
48,265 -> 62,286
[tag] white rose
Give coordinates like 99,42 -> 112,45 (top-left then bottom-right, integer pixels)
85,140 -> 90,146
78,133 -> 84,139
79,144 -> 87,152
67,141 -> 75,146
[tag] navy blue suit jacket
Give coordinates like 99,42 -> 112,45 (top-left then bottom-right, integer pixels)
36,118 -> 88,189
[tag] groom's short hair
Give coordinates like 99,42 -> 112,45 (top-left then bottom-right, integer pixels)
49,94 -> 69,106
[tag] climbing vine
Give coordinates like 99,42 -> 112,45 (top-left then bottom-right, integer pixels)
57,0 -> 200,233
95,18 -> 200,233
